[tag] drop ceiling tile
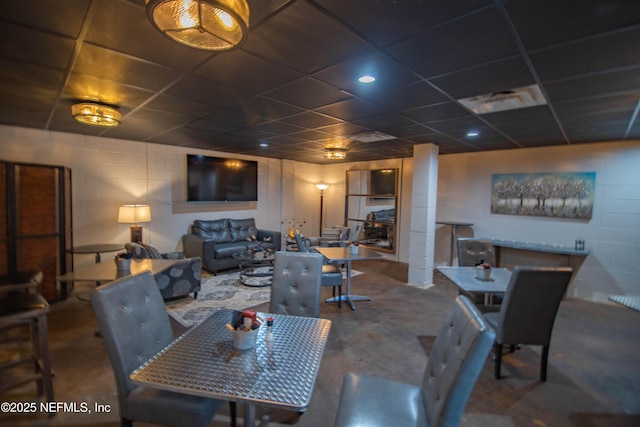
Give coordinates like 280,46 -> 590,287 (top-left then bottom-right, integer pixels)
531,27 -> 640,83
318,122 -> 370,137
279,111 -> 341,128
352,113 -> 415,133
505,0 -> 640,50
265,78 -> 352,110
74,44 -> 182,92
402,102 -> 471,124
239,97 -> 304,120
430,57 -> 534,100
165,76 -> 252,108
143,94 -> 221,119
316,98 -> 390,121
385,7 -> 519,78
361,81 -> 450,111
196,50 -> 302,94
313,0 -> 492,47
0,22 -> 75,70
544,69 -> 640,104
244,0 -> 374,74
63,73 -> 155,108
0,0 -> 90,38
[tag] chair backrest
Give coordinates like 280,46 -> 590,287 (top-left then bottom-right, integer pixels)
90,271 -> 174,411
293,231 -> 309,252
269,251 -> 323,318
125,242 -> 164,259
495,267 -> 573,345
457,238 -> 496,266
422,295 -> 495,427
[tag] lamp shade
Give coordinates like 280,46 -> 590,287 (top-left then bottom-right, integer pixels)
146,0 -> 249,51
315,183 -> 329,192
118,205 -> 152,223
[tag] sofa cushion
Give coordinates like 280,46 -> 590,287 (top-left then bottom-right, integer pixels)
229,218 -> 258,242
213,242 -> 250,259
193,219 -> 232,243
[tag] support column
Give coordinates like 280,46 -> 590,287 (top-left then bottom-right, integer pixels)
408,144 -> 439,287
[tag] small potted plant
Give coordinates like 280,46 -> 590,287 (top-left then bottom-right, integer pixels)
114,252 -> 133,270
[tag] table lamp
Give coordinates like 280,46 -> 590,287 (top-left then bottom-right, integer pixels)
118,204 -> 151,243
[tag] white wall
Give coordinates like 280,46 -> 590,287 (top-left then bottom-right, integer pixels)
2,124 -> 637,303
436,140 -> 640,302
0,125 -> 283,269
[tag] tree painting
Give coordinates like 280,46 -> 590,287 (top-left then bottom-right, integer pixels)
491,172 -> 595,219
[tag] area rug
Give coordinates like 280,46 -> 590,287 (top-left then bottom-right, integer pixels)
166,269 -> 363,327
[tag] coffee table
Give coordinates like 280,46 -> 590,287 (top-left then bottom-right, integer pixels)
57,259 -> 178,297
232,251 -> 275,287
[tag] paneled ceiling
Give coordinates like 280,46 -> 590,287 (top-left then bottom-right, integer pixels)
1,0 -> 639,163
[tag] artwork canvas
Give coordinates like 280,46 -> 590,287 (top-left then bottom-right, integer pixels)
491,172 -> 596,219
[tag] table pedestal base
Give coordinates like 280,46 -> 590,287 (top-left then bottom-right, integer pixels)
325,294 -> 370,311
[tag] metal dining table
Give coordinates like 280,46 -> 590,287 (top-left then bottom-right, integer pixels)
130,308 -> 331,427
315,246 -> 383,310
437,266 -> 512,304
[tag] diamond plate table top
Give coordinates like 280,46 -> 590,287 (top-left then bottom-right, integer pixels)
131,309 -> 331,411
437,267 -> 512,294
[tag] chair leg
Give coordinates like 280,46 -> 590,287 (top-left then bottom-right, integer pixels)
540,345 -> 549,382
230,401 -> 237,427
494,343 -> 502,379
337,285 -> 342,309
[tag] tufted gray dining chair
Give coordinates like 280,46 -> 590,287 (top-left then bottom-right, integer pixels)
90,271 -> 234,427
333,295 -> 495,427
456,238 -> 496,267
269,251 -> 323,318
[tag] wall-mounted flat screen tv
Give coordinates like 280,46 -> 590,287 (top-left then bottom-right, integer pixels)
187,154 -> 258,202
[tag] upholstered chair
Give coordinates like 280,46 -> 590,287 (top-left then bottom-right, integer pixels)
456,238 -> 496,267
269,251 -> 323,318
125,242 -> 184,260
483,266 -> 573,381
334,295 -> 495,427
294,231 -> 343,308
125,242 -> 201,299
90,271 -> 233,427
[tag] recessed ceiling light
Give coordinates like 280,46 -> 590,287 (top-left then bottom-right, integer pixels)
466,130 -> 480,137
259,142 -> 268,147
358,75 -> 376,84
457,84 -> 547,114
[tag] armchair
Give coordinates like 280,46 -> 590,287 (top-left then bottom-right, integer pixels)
483,266 -> 573,381
124,242 -> 184,260
333,295 -> 494,427
304,226 -> 351,248
124,242 -> 201,300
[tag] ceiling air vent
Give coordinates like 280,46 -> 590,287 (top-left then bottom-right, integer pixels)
457,84 -> 547,115
348,131 -> 397,143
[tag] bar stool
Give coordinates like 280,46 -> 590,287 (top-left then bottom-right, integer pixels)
0,271 -> 54,402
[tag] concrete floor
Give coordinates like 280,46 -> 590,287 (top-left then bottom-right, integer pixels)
1,260 -> 639,426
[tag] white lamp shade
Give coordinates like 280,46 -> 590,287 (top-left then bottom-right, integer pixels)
118,205 -> 152,223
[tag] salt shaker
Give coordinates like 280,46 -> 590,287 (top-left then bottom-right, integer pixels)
265,317 -> 274,342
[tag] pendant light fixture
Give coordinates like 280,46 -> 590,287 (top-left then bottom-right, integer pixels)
71,102 -> 121,127
146,0 -> 249,51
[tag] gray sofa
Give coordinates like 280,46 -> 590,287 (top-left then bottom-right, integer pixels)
182,218 -> 281,273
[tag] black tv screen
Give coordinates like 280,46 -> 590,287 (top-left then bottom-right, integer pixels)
187,155 -> 258,202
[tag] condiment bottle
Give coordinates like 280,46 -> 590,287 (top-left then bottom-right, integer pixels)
265,317 -> 274,342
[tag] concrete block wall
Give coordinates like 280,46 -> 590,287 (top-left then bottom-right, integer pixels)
436,140 -> 640,302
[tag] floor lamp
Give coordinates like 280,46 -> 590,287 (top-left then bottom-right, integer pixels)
315,183 -> 329,235
118,204 -> 151,243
